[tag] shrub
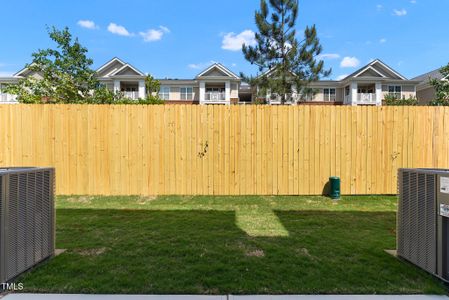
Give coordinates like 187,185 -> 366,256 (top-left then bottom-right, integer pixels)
384,94 -> 418,106
429,98 -> 449,106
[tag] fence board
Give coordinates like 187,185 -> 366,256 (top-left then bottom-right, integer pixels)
1,104 -> 448,195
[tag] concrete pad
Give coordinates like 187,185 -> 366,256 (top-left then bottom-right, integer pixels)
55,249 -> 67,256
384,249 -> 398,257
230,296 -> 448,300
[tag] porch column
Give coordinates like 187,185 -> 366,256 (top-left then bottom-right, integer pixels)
199,81 -> 206,105
138,80 -> 146,99
350,82 -> 358,106
292,85 -> 298,105
225,80 -> 231,104
375,82 -> 382,106
113,80 -> 120,93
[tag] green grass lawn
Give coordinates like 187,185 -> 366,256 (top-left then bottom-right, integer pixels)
17,195 -> 447,294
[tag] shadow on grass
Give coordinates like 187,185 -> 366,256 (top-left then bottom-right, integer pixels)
17,208 -> 446,295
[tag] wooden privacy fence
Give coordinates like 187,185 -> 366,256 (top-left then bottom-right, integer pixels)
0,104 -> 448,195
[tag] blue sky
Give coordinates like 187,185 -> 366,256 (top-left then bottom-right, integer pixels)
0,0 -> 448,80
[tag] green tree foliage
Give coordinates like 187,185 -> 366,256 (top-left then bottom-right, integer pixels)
5,26 -> 98,103
241,0 -> 331,104
145,74 -> 161,98
143,74 -> 164,104
429,63 -> 449,106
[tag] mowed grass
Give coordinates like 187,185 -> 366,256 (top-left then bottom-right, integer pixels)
17,195 -> 447,294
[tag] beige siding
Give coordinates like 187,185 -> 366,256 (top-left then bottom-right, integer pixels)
417,87 -> 435,105
231,83 -> 239,98
193,87 -> 199,101
381,84 -> 416,99
336,88 -> 344,102
161,86 -> 200,101
105,82 -> 114,91
308,87 -> 342,102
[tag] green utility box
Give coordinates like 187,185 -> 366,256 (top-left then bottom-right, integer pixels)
329,176 -> 340,200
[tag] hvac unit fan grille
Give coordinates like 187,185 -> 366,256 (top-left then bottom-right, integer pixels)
397,169 -> 436,274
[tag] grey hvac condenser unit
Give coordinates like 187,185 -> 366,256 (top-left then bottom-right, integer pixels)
0,167 -> 55,284
397,168 -> 449,281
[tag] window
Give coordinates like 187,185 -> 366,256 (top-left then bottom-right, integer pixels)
180,87 -> 193,100
299,93 -> 313,101
159,87 -> 170,100
388,85 -> 402,99
323,88 -> 336,102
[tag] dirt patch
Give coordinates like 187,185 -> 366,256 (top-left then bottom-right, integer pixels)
67,196 -> 94,204
137,195 -> 157,205
74,247 -> 108,256
237,241 -> 265,257
196,285 -> 220,294
246,249 -> 265,257
296,247 -> 318,260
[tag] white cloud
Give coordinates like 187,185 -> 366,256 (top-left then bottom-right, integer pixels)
77,20 -> 98,30
336,74 -> 349,81
379,38 -> 387,44
231,63 -> 237,67
139,26 -> 170,42
340,56 -> 360,68
188,61 -> 217,70
222,30 -> 256,51
159,26 -> 170,33
393,9 -> 407,16
410,0 -> 416,3
318,53 -> 340,60
376,4 -> 383,11
107,23 -> 132,36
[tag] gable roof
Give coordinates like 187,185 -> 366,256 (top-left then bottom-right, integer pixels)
196,63 -> 240,80
340,59 -> 407,81
13,63 -> 41,77
96,57 -> 126,74
108,63 -> 145,77
353,65 -> 387,78
13,66 -> 29,77
412,68 -> 445,82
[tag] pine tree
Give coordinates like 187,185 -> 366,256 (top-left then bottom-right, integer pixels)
242,0 -> 331,104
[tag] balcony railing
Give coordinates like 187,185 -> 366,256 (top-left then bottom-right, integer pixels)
123,91 -> 139,100
268,94 -> 295,105
0,93 -> 18,103
205,92 -> 226,102
357,93 -> 376,104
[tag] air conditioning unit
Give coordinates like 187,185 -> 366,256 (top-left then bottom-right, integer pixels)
397,168 -> 449,282
0,167 -> 55,284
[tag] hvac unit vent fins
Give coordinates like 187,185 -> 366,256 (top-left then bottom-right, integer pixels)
397,168 -> 449,281
0,167 -> 55,284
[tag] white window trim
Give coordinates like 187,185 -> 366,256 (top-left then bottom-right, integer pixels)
159,86 -> 171,100
180,86 -> 194,100
323,88 -> 337,102
388,85 -> 402,98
